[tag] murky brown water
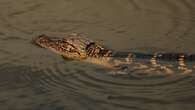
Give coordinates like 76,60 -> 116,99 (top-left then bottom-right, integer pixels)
0,0 -> 194,110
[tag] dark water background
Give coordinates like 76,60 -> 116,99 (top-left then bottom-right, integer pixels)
0,0 -> 194,110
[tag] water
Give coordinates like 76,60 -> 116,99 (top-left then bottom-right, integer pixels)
0,0 -> 194,110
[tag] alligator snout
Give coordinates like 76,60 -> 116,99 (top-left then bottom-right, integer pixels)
35,34 -> 51,48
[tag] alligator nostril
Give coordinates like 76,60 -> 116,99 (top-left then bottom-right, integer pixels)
39,35 -> 50,42
34,34 -> 52,48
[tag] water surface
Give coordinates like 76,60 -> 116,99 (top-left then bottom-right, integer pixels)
0,0 -> 194,110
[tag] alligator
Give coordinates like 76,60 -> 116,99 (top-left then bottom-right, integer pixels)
34,34 -> 195,76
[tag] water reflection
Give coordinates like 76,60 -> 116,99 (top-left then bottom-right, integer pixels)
0,0 -> 194,110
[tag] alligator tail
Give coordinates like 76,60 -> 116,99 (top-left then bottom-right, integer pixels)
112,51 -> 195,62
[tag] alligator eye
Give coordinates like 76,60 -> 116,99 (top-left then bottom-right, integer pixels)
65,46 -> 70,51
81,47 -> 85,51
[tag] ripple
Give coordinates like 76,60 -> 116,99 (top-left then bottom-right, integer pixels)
8,3 -> 43,17
127,0 -> 141,10
1,49 -> 193,110
28,59 -> 83,91
179,0 -> 195,37
0,14 -> 32,35
0,0 -> 195,109
0,43 -> 31,65
161,0 -> 194,38
107,95 -> 170,104
26,58 -> 193,96
17,58 -> 191,109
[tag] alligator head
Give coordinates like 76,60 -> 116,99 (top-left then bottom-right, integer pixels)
35,34 -> 112,60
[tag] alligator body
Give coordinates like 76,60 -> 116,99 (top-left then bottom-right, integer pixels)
34,34 -> 195,75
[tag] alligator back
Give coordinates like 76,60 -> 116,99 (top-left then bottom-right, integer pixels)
113,51 -> 195,61
110,51 -> 195,76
